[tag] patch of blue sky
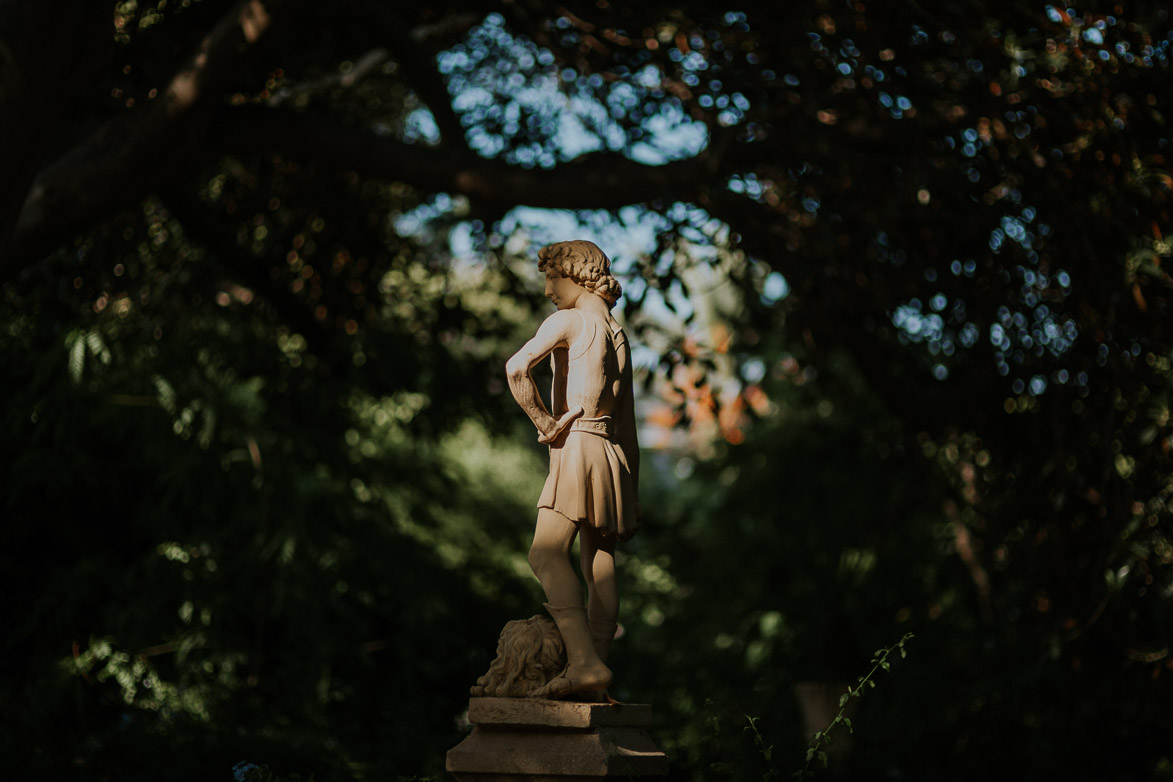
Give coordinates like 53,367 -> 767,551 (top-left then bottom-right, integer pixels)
678,50 -> 708,72
664,278 -> 696,321
418,11 -> 762,349
394,192 -> 459,244
892,301 -> 946,345
949,258 -> 978,277
629,112 -> 709,164
449,83 -> 494,113
877,91 -> 913,119
742,357 -> 767,384
496,205 -> 661,272
959,321 -> 980,348
727,173 -> 766,200
717,107 -> 744,126
555,111 -> 603,158
1001,215 -> 1031,249
762,272 -> 789,303
989,322 -> 1012,351
568,94 -> 628,151
633,64 -> 662,89
990,302 -> 1078,362
606,81 -> 640,118
441,31 -> 706,167
445,200 -> 726,296
402,107 -> 440,145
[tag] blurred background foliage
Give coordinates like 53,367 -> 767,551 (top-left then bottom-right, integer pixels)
1,1 -> 1172,780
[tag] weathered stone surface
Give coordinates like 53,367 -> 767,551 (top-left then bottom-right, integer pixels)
446,698 -> 668,780
468,697 -> 653,729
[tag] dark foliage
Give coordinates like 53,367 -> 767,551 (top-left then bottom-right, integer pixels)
2,1 -> 1171,780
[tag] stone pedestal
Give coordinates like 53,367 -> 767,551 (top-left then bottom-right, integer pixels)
446,698 -> 669,781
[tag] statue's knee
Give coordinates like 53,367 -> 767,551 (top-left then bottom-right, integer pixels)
527,546 -> 550,577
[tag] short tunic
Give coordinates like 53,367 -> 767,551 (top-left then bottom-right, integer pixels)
537,416 -> 639,541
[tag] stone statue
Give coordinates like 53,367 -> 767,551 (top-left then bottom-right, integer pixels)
502,239 -> 640,700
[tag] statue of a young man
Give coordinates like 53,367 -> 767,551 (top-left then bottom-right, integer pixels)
505,240 -> 640,699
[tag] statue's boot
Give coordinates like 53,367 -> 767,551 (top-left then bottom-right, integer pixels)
591,618 -> 619,661
579,618 -> 620,703
534,603 -> 612,699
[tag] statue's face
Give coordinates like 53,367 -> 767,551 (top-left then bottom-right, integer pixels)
544,270 -> 582,310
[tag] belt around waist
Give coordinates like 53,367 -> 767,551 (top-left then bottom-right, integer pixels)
570,416 -> 614,437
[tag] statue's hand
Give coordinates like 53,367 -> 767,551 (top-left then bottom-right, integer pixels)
538,406 -> 584,444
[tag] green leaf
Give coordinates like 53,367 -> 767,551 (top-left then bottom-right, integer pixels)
86,330 -> 110,364
153,374 -> 177,415
68,332 -> 86,383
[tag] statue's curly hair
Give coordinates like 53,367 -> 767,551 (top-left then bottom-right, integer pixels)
470,615 -> 566,698
537,240 -> 623,308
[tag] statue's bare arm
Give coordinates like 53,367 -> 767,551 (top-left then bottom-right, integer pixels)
615,341 -> 640,491
506,311 -> 583,442
550,346 -> 569,418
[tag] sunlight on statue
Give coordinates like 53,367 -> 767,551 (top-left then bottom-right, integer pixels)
475,240 -> 640,701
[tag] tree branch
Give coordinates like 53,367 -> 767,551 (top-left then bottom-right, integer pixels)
351,0 -> 469,151
0,0 -> 109,263
268,47 -> 391,106
212,106 -> 716,210
5,0 -> 308,278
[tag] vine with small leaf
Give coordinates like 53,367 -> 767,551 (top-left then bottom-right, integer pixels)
795,632 -> 914,779
744,632 -> 915,780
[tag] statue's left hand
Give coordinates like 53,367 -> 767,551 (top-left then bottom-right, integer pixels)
538,406 -> 584,444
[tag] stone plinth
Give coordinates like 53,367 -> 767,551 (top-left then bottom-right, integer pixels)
446,698 -> 669,781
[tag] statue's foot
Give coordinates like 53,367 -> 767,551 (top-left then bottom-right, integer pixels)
532,662 -> 613,699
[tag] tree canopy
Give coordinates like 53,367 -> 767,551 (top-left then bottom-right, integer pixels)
2,1 -> 1172,780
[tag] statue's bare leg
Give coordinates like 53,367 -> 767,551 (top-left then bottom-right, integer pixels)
578,525 -> 619,702
528,508 -> 613,698
580,525 -> 618,659
528,507 -> 581,605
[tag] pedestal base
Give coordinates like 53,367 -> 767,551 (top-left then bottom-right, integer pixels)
446,698 -> 669,780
